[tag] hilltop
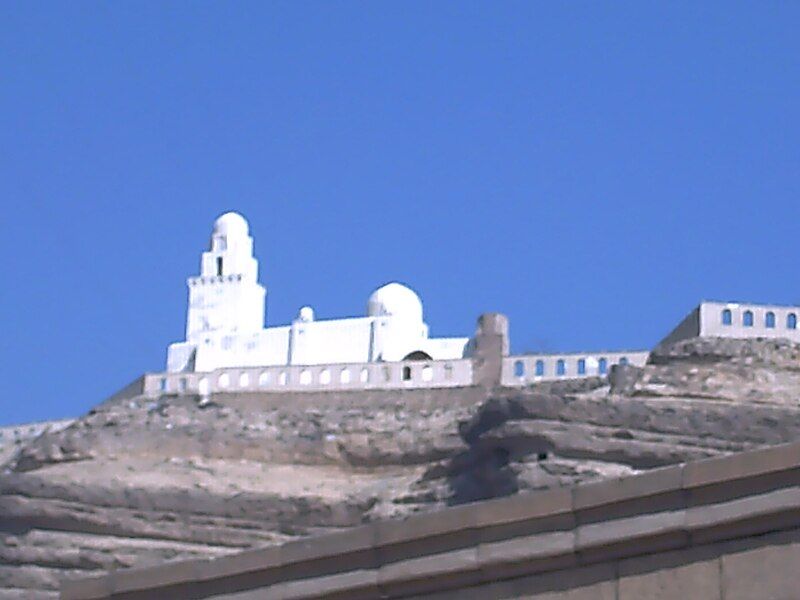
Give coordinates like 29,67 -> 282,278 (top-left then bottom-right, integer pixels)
2,336 -> 800,598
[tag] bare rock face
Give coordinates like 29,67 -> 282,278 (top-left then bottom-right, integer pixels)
2,337 -> 800,597
429,337 -> 800,506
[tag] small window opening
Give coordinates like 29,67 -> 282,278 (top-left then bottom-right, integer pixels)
766,312 -> 776,328
556,359 -> 566,376
577,358 -> 586,375
216,256 -> 223,276
402,366 -> 412,381
537,451 -> 548,461
722,309 -> 733,326
514,360 -> 524,378
619,357 -> 629,366
535,360 -> 545,377
743,310 -> 754,327
788,313 -> 797,330
599,358 -> 608,375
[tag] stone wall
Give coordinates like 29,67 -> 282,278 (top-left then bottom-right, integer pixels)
60,441 -> 800,599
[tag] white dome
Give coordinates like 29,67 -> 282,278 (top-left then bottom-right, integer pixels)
367,282 -> 423,322
297,306 -> 315,322
212,212 -> 249,239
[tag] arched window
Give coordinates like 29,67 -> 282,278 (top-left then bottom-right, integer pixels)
722,309 -> 733,326
320,369 -> 331,385
598,358 -> 608,375
743,310 -> 754,327
299,370 -> 311,385
788,313 -> 798,330
402,366 -> 412,381
535,360 -> 545,377
619,357 -> 629,366
514,360 -> 524,378
340,368 -> 351,384
577,358 -> 586,375
766,312 -> 776,328
556,359 -> 566,376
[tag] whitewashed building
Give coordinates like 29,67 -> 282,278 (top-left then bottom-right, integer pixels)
658,300 -> 800,348
166,213 -> 470,373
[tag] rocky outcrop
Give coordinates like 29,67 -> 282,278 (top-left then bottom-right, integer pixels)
2,337 -> 800,597
429,337 -> 800,505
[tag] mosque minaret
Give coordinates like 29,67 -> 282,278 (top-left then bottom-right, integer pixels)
166,212 -> 470,373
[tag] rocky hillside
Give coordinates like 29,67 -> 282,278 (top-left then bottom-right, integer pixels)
2,337 -> 800,598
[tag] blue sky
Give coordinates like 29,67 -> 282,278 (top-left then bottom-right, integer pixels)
1,2 -> 799,425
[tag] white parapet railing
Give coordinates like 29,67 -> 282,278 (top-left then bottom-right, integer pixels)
502,350 -> 650,386
143,358 -> 474,397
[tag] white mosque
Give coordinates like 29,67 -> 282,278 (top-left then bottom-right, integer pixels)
166,212 -> 471,373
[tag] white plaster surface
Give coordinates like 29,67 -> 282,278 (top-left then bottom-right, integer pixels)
502,351 -> 650,385
146,357 -> 474,396
167,214 -> 469,373
699,301 -> 800,341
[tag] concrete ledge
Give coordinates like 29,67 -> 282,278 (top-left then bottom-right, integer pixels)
573,464 -> 683,512
279,569 -> 379,600
475,485 -> 572,529
477,530 -> 575,566
281,524 -> 375,566
682,443 -> 800,489
61,575 -> 110,600
375,503 -> 477,547
576,510 -> 686,551
110,559 -> 207,594
201,545 -> 282,581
